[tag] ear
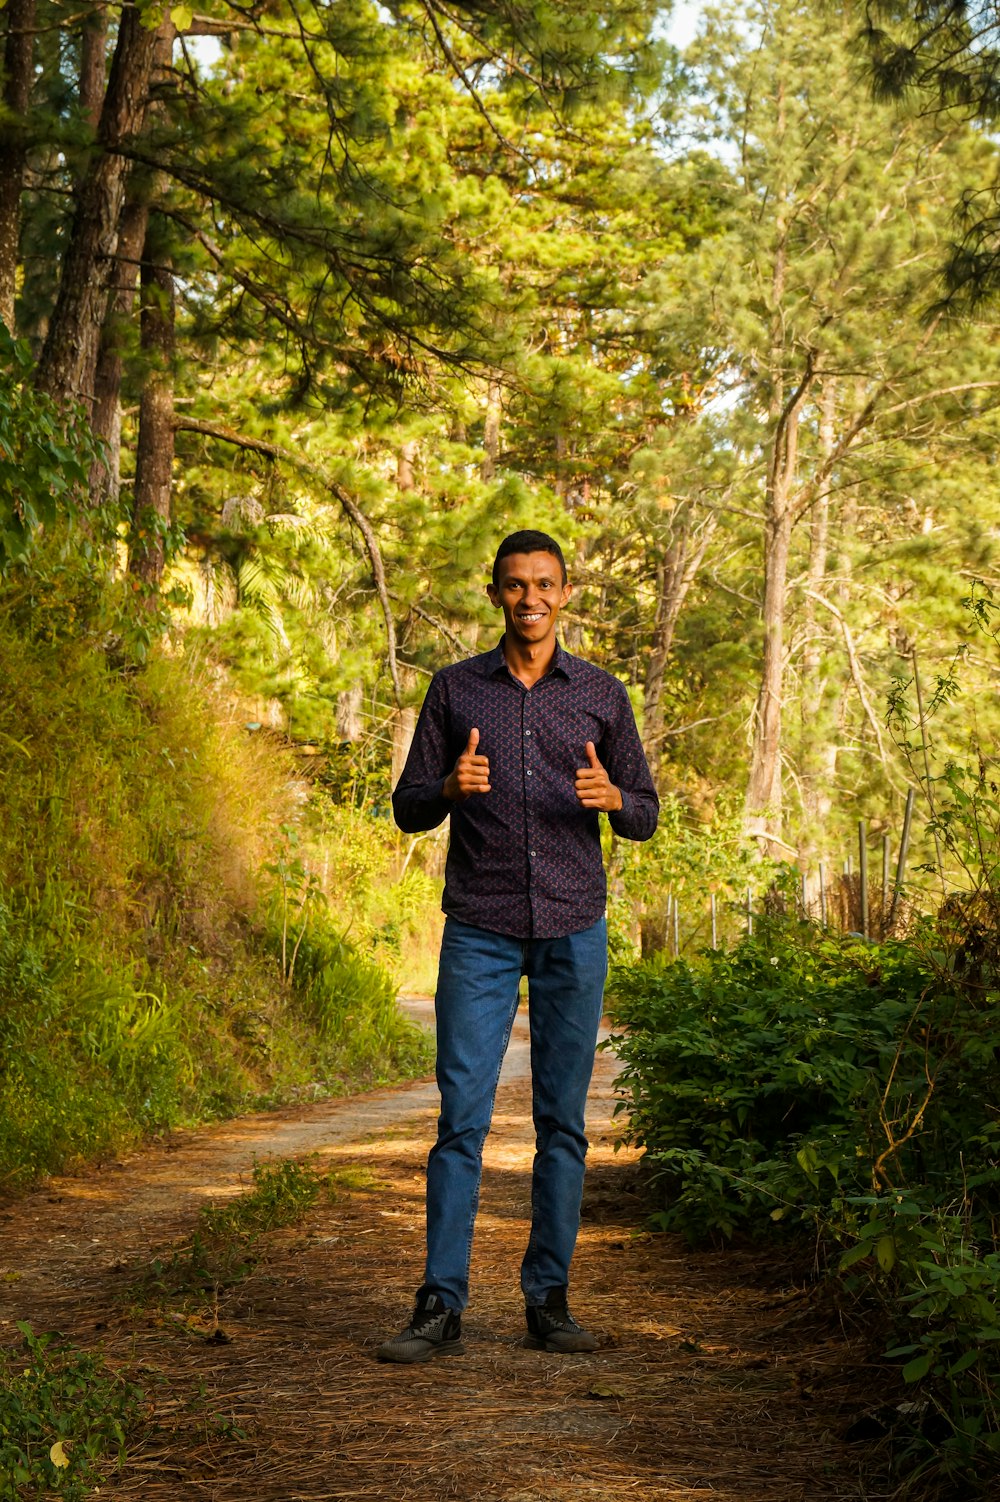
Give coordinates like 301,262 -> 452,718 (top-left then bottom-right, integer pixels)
486,581 -> 500,608
560,581 -> 573,607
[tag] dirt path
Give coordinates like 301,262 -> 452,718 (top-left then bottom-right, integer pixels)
0,1002 -> 879,1501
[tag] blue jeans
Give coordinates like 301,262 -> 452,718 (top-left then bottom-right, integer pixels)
419,915 -> 608,1311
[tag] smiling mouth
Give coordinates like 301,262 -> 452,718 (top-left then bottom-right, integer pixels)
516,611 -> 546,623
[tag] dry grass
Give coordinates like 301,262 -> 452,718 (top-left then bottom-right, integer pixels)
0,1054 -> 890,1502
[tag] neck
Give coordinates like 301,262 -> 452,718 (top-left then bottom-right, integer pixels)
503,633 -> 558,687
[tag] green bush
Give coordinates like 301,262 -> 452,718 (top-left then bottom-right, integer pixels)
0,1324 -> 145,1499
608,918 -> 1000,1492
608,925 -> 933,1241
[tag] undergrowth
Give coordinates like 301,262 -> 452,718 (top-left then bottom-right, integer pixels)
608,910 -> 1000,1496
0,610 -> 431,1194
0,1324 -> 146,1500
131,1155 -> 343,1316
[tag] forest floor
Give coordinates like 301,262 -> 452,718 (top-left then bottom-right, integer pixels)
0,1000 -> 889,1502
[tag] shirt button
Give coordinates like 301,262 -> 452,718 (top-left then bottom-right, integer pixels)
525,729 -> 531,736
530,850 -> 537,858
526,769 -> 532,776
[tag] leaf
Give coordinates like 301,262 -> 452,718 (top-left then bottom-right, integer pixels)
875,1235 -> 896,1274
171,4 -> 193,29
584,1381 -> 626,1400
902,1352 -> 934,1383
49,1440 -> 71,1468
839,1241 -> 871,1269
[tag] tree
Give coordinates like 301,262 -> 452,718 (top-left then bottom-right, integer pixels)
863,0 -> 1000,308
642,0 -> 1000,850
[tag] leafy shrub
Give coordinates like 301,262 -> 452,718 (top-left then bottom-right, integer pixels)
198,1155 -> 325,1242
608,915 -> 1000,1492
0,1324 -> 145,1499
608,925 -> 931,1240
0,326 -> 101,574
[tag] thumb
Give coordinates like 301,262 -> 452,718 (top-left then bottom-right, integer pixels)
585,740 -> 601,768
466,727 -> 480,755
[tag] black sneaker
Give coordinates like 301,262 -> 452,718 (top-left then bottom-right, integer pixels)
523,1288 -> 598,1353
376,1293 -> 465,1364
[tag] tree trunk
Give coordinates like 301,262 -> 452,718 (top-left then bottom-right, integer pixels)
336,683 -> 364,742
744,347 -> 814,845
78,7 -> 107,130
745,502 -> 792,838
89,193 -> 148,506
390,665 -> 418,788
128,218 -> 174,590
480,378 -> 501,480
34,9 -> 164,407
798,380 -> 835,835
643,507 -> 717,777
396,439 -> 416,490
0,0 -> 36,332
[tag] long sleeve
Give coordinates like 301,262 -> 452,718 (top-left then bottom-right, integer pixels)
602,681 -> 659,842
391,671 -> 453,834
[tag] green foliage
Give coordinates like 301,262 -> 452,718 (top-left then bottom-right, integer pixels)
0,327 -> 100,572
278,908 -> 432,1077
608,924 -> 933,1241
0,612 -> 430,1190
0,902 -> 186,1187
197,1156 -> 325,1243
608,885 -> 1000,1489
610,794 -> 769,956
0,1324 -> 145,1499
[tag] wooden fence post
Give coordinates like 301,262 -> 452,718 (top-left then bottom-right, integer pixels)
859,820 -> 869,939
888,787 -> 916,932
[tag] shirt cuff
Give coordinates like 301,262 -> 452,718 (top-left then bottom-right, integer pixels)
608,787 -> 634,837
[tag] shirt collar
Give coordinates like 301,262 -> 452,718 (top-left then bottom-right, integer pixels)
481,637 -> 576,681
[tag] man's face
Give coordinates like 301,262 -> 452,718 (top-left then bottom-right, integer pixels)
487,550 -> 572,648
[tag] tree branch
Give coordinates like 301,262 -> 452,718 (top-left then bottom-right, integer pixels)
173,416 -> 402,704
802,587 -> 907,793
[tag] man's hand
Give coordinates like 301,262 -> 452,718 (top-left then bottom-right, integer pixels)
443,727 -> 492,801
575,741 -> 623,812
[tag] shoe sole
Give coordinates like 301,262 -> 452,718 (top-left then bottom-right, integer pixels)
376,1338 -> 466,1364
521,1334 -> 598,1353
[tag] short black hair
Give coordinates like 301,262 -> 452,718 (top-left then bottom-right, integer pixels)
492,530 -> 567,587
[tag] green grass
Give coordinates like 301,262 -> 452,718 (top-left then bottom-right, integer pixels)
127,1155 -> 364,1317
0,612 -> 432,1193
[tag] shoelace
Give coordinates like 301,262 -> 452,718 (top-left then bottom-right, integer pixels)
411,1307 -> 446,1335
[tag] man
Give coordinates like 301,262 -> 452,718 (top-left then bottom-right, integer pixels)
378,529 -> 658,1363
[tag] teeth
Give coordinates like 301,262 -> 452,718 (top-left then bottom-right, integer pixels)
518,612 -> 544,622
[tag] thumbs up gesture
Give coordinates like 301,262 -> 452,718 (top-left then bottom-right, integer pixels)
575,741 -> 623,812
444,727 -> 492,802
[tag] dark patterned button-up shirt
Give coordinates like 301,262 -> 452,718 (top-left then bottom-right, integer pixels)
392,640 -> 659,939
